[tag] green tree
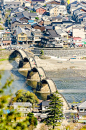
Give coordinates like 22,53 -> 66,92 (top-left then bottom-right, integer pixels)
0,73 -> 38,130
13,89 -> 39,107
35,17 -> 39,20
40,49 -> 44,55
27,113 -> 37,127
45,91 -> 63,130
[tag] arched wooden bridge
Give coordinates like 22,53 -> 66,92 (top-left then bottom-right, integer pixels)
10,49 -> 57,94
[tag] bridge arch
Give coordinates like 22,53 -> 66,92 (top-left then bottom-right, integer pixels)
11,49 -> 27,60
23,57 -> 37,69
36,79 -> 57,93
27,67 -> 46,81
10,50 -> 37,69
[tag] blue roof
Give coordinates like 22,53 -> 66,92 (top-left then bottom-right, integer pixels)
31,22 -> 37,25
28,20 -> 34,23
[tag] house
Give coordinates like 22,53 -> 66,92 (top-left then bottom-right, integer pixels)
55,29 -> 68,44
51,20 -> 75,28
35,7 -> 46,15
73,37 -> 84,47
73,26 -> 86,39
77,101 -> 86,114
5,1 -> 21,8
25,1 -> 31,7
32,29 -> 42,43
45,0 -> 60,5
41,29 -> 62,47
40,100 -> 50,112
38,20 -> 44,25
14,0 -> 25,6
32,23 -> 45,32
73,7 -> 86,21
12,102 -> 32,116
16,26 -> 33,44
16,24 -> 31,29
2,30 -> 12,45
11,17 -> 22,29
69,1 -> 81,15
49,5 -> 67,17
32,0 -> 45,4
11,11 -> 38,26
10,7 -> 24,17
49,15 -> 62,22
16,27 -> 27,44
0,30 -> 5,44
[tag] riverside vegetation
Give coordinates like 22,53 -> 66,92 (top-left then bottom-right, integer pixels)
0,72 -> 38,130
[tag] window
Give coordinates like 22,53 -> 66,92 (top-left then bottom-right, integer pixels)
21,33 -> 24,36
7,34 -> 10,36
80,109 -> 83,112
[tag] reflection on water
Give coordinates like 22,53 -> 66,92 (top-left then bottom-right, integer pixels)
27,80 -> 37,88
8,53 -> 48,100
0,69 -> 48,100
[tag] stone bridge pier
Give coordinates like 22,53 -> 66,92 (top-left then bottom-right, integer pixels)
36,79 -> 57,94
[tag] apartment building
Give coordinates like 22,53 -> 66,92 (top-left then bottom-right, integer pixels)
49,5 -> 67,17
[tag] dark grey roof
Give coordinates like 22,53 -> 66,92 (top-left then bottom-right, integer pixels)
12,11 -> 37,21
11,7 -> 24,14
16,26 -> 27,35
42,101 -> 50,106
32,23 -> 42,27
48,29 -> 59,37
32,0 -> 45,2
66,24 -> 73,29
50,15 -> 62,21
11,17 -> 21,24
45,26 -> 53,30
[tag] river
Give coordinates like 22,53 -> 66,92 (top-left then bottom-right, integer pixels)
1,68 -> 86,103
46,69 -> 86,103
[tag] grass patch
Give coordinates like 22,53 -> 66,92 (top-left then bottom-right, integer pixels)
0,58 -> 8,61
0,49 -> 5,51
39,55 -> 50,59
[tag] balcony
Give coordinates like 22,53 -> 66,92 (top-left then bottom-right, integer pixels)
18,37 -> 26,41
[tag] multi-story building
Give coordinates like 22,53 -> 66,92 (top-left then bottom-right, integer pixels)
32,29 -> 42,43
2,30 -> 12,45
41,29 -> 62,47
49,5 -> 67,17
16,26 -> 33,44
73,26 -> 86,39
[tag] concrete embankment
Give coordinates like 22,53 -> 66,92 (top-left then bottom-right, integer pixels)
32,48 -> 86,57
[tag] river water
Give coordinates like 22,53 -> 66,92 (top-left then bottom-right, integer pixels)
1,68 -> 86,103
46,69 -> 86,103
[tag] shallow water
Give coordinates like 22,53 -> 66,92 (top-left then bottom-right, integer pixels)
46,69 -> 86,103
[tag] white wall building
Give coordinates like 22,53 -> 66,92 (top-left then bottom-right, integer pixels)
73,26 -> 86,39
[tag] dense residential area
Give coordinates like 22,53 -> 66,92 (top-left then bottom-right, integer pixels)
1,0 -> 86,48
1,0 -> 86,130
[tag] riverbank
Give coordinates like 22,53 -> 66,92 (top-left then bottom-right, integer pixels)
0,53 -> 86,76
35,55 -> 86,72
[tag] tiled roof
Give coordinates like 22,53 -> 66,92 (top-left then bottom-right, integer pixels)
78,101 -> 86,108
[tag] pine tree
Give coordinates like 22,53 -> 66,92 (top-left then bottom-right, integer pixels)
45,91 -> 63,130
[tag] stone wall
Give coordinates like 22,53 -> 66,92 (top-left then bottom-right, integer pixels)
33,49 -> 86,57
